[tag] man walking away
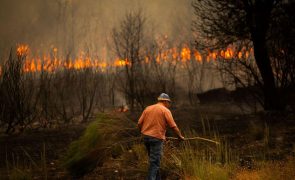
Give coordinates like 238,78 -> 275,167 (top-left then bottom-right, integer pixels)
137,93 -> 185,180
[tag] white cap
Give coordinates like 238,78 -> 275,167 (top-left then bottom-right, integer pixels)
157,93 -> 171,102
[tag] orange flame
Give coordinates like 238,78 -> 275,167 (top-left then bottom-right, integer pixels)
114,58 -> 130,66
194,50 -> 202,62
9,44 -> 254,74
181,46 -> 191,61
224,48 -> 233,59
17,44 -> 29,57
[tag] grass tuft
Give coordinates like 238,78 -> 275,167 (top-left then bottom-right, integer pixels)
63,113 -> 138,177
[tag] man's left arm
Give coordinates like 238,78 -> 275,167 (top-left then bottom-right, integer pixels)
137,123 -> 142,131
137,110 -> 146,131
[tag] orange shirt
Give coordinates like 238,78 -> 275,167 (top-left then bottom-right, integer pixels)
138,103 -> 177,140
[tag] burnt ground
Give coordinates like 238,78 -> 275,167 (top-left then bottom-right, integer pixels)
171,104 -> 295,159
0,104 -> 295,179
0,125 -> 86,179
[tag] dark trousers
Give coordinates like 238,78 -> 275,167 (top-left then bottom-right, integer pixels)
143,136 -> 163,180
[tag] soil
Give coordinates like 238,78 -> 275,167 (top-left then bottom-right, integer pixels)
0,104 -> 294,179
0,125 -> 87,179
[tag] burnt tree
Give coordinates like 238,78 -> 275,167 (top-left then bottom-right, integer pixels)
112,11 -> 146,111
0,50 -> 38,134
192,0 -> 295,111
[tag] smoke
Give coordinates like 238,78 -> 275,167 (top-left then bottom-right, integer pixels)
0,0 -> 194,57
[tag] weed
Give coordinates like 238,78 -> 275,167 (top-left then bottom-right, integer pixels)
63,113 -> 139,177
5,143 -> 48,179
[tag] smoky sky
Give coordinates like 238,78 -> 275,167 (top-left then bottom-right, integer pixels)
0,0 -> 194,57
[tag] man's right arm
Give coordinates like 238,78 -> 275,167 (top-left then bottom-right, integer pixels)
172,126 -> 185,140
164,110 -> 185,140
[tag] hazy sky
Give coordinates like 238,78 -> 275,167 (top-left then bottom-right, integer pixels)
0,0 -> 194,57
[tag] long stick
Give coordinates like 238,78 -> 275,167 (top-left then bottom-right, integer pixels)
166,137 -> 220,145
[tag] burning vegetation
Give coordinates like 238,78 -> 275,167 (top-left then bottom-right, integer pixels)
9,43 -> 253,74
0,0 -> 295,179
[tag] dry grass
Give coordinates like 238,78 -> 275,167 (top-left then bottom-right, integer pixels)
3,110 -> 292,179
4,143 -> 48,180
234,157 -> 295,180
63,112 -> 295,179
116,132 -> 233,179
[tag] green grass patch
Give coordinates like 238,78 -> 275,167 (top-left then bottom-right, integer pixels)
63,113 -> 138,177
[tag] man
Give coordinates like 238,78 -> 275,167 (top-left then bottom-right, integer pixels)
137,93 -> 185,180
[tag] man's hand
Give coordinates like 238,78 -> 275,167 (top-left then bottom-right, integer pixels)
172,126 -> 185,141
178,135 -> 185,141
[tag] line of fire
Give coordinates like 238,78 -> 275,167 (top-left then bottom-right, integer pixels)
1,0 -> 294,179
5,43 -> 253,73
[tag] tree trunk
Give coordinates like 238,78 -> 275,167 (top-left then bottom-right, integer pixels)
252,37 -> 284,110
250,3 -> 285,110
